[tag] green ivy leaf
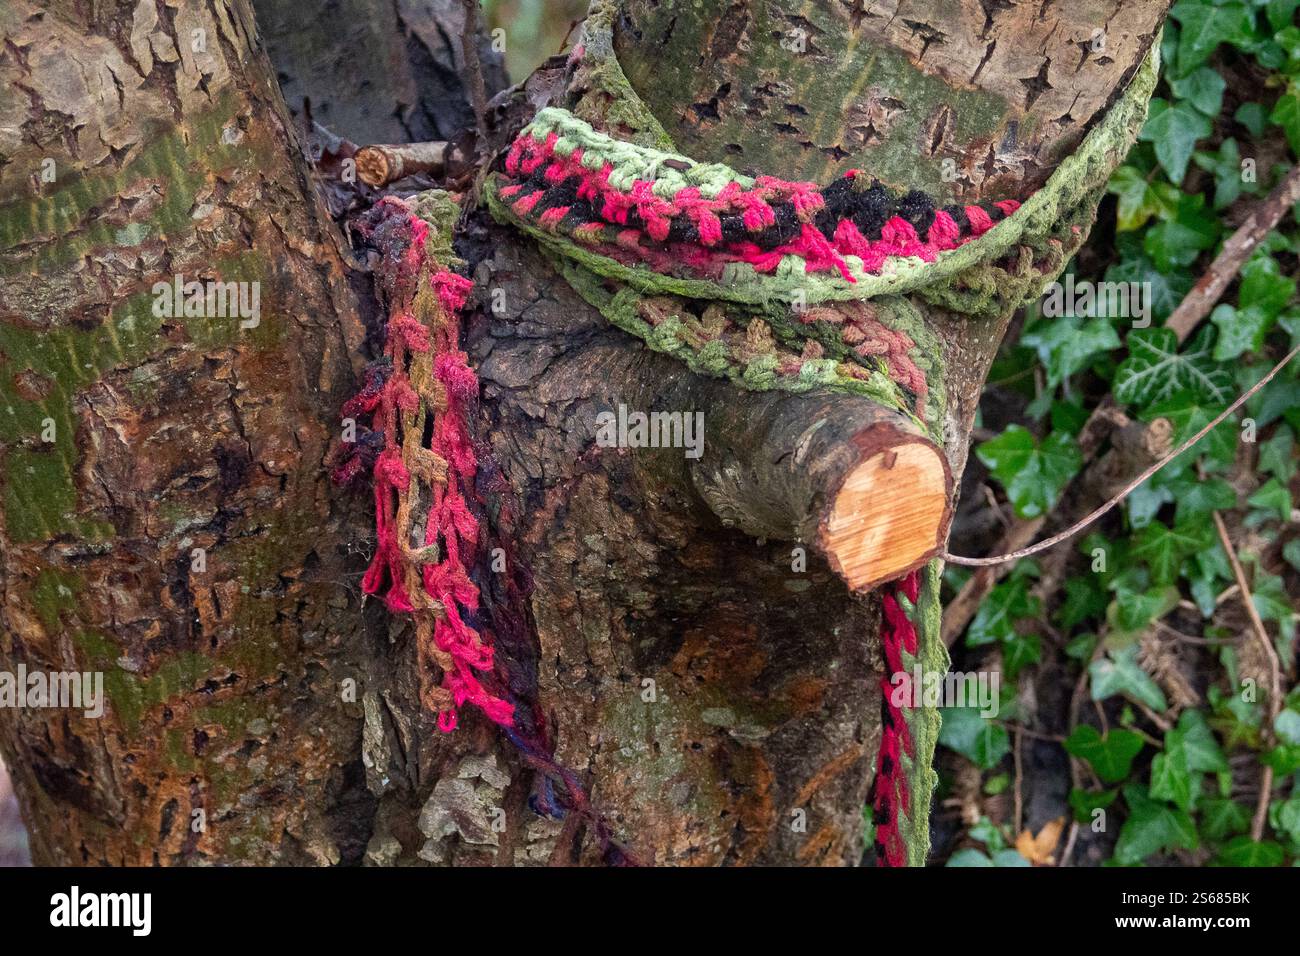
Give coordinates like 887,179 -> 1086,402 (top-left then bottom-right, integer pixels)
1091,645 -> 1170,711
1171,1 -> 1257,72
1149,747 -> 1192,811
967,575 -> 1040,646
1144,192 -> 1220,270
1056,575 -> 1108,631
945,847 -> 1030,867
1271,87 -> 1300,156
1210,303 -> 1274,361
1236,101 -> 1269,137
969,816 -> 1008,852
1239,251 -> 1297,317
1131,519 -> 1215,586
1114,785 -> 1198,864
1192,138 -> 1250,210
1003,633 -> 1042,681
975,426 -> 1083,519
946,848 -> 995,867
1274,709 -> 1300,745
1285,537 -> 1300,573
1105,239 -> 1193,323
1263,744 -> 1300,775
1275,792 -> 1300,843
1251,570 -> 1298,648
1171,65 -> 1227,116
1065,726 -> 1145,784
1247,477 -> 1292,521
1051,400 -> 1089,436
939,706 -> 1011,770
1211,254 -> 1295,361
1066,632 -> 1099,661
1151,710 -> 1226,813
1258,428 -> 1295,482
1270,0 -> 1300,33
1200,798 -> 1252,840
991,849 -> 1032,866
1212,837 -> 1284,866
1247,372 -> 1300,429
1021,315 -> 1122,388
1282,307 -> 1300,347
1167,473 -> 1237,519
1069,787 -> 1118,824
1142,98 -> 1213,182
1114,327 -> 1234,408
1175,710 -> 1229,773
1125,478 -> 1173,529
1108,166 -> 1175,231
1109,584 -> 1181,637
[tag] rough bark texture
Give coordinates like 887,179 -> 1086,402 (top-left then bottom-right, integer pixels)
255,0 -> 507,144
463,241 -> 888,864
0,0 -> 373,865
0,0 -> 1167,866
614,0 -> 1169,201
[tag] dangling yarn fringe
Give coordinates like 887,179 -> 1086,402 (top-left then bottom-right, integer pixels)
334,195 -> 637,865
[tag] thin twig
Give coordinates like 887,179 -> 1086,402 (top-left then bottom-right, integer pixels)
1211,510 -> 1282,843
941,402 -> 1127,642
1013,725 -> 1024,835
993,721 -> 1066,743
1060,821 -> 1080,867
460,0 -> 490,144
1212,511 -> 1282,715
1165,164 -> 1300,341
941,516 -> 1044,646
1155,619 -> 1232,647
945,342 -> 1300,567
945,169 -> 1300,622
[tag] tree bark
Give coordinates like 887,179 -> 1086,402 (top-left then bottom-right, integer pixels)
0,0 -> 374,865
614,0 -> 1167,202
0,0 -> 1168,866
254,0 -> 507,144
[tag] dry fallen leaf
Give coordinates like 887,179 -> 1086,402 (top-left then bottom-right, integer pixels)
1015,815 -> 1066,865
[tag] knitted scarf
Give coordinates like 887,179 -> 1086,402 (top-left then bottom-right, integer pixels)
341,0 -> 1157,866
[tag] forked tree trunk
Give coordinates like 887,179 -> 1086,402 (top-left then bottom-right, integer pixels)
0,0 -> 1167,865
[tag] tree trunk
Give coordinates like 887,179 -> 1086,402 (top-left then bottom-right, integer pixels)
0,0 -> 375,865
0,0 -> 1168,866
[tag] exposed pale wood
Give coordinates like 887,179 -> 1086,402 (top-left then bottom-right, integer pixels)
675,383 -> 953,592
822,442 -> 950,590
356,141 -> 450,186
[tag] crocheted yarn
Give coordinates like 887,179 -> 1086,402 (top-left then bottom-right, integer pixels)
336,193 -> 512,732
336,191 -> 636,864
873,563 -> 945,866
492,31 -> 1157,330
497,106 -> 1021,285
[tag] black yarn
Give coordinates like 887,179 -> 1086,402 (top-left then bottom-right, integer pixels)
897,189 -> 937,235
506,166 -> 1013,254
